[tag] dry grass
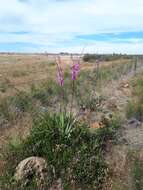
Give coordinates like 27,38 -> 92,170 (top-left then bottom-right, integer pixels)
0,54 -> 134,142
0,54 -> 130,95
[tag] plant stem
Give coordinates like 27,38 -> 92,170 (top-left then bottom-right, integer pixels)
70,80 -> 75,115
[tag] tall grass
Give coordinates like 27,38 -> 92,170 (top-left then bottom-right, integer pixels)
126,73 -> 143,121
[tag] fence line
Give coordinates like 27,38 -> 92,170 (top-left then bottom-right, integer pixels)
0,58 -> 143,92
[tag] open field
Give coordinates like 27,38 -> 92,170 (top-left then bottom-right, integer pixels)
0,54 -> 143,190
0,54 -> 137,95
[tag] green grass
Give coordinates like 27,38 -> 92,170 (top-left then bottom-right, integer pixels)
0,91 -> 34,123
132,159 -> 143,190
126,73 -> 143,121
126,100 -> 143,121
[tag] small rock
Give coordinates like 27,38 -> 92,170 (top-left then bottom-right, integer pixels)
119,82 -> 129,89
50,178 -> 63,190
14,157 -> 49,188
40,106 -> 48,113
123,83 -> 129,88
90,122 -> 104,129
127,118 -> 141,128
101,113 -> 113,126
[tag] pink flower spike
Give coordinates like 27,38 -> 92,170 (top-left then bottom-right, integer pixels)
71,62 -> 80,81
74,63 -> 80,72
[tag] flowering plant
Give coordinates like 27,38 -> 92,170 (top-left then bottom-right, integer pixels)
71,57 -> 80,81
55,54 -> 81,114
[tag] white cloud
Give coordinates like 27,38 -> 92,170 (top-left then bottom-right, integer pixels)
0,0 -> 142,53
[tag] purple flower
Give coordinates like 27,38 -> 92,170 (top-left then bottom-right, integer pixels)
71,63 -> 80,81
74,63 -> 80,72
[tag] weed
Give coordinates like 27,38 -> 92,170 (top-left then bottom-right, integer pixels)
0,92 -> 33,122
126,73 -> 143,121
12,70 -> 28,78
132,159 -> 143,190
0,79 -> 12,93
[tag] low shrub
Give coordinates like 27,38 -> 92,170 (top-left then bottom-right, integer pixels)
0,112 -> 119,189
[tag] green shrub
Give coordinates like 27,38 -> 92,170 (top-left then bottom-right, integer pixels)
83,54 -> 131,63
0,113 -> 113,189
83,54 -> 97,62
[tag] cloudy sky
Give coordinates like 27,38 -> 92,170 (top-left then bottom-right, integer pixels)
0,0 -> 143,53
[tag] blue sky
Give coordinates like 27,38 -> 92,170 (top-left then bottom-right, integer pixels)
0,0 -> 143,54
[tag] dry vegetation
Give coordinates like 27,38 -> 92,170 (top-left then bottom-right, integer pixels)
0,53 -> 143,190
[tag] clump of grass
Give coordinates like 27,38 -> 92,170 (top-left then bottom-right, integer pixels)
12,70 -> 28,78
31,79 -> 67,107
132,159 -> 143,190
0,79 -> 12,93
132,74 -> 143,100
126,100 -> 135,119
10,92 -> 33,113
0,98 -> 14,122
126,100 -> 143,121
42,60 -> 55,66
48,61 -> 56,66
0,91 -> 33,123
0,83 -> 8,93
126,73 -> 143,121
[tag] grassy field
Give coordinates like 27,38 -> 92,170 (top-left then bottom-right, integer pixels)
0,53 -> 143,190
0,54 -> 134,95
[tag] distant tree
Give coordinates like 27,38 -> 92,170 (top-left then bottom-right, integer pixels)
83,53 -> 132,62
